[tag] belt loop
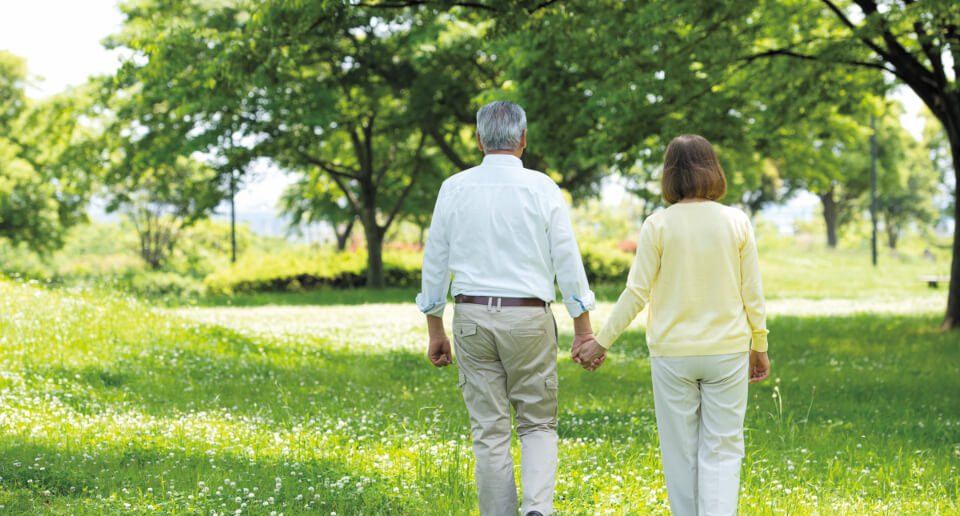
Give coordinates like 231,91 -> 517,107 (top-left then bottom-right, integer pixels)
496,297 -> 502,312
486,296 -> 493,312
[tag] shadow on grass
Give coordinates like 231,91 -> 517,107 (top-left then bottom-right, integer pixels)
30,321 -> 465,427
0,434 -> 475,515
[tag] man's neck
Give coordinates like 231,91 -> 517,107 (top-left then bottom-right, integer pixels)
485,149 -> 523,158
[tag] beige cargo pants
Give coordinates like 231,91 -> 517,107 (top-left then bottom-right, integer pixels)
453,302 -> 559,516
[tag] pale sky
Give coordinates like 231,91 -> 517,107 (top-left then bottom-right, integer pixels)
0,0 -> 125,97
0,0 -> 930,232
0,0 -> 294,219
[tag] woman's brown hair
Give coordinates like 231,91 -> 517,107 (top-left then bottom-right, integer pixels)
660,134 -> 727,204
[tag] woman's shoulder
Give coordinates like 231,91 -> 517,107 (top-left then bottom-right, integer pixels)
716,202 -> 750,221
660,201 -> 748,219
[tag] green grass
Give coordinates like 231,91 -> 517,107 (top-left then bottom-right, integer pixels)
757,246 -> 952,300
0,278 -> 957,514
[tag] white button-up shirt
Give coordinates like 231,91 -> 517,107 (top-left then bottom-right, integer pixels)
416,154 -> 596,318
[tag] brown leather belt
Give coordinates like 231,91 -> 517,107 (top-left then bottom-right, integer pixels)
455,295 -> 546,307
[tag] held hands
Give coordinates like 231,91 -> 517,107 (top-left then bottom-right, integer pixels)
749,350 -> 770,383
570,333 -> 607,372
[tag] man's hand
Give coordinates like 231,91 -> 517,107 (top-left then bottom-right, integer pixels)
749,350 -> 770,383
426,314 -> 452,368
428,334 -> 453,367
572,337 -> 607,371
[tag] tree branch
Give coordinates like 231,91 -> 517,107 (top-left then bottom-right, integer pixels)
426,125 -> 470,170
348,124 -> 369,178
294,149 -> 364,212
527,0 -> 564,14
740,48 -> 896,73
944,23 -> 960,85
820,0 -> 941,96
5,135 -> 42,170
382,132 -> 427,231
325,167 -> 362,214
821,0 -> 858,30
354,1 -> 498,12
821,0 -> 894,62
913,20 -> 947,85
374,144 -> 397,189
362,114 -> 376,178
295,149 -> 359,180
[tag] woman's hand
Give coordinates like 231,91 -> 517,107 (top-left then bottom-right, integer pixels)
749,350 -> 770,383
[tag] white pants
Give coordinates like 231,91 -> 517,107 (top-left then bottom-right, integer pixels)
651,352 -> 749,516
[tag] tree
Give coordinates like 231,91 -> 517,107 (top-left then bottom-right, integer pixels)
261,5 -> 495,287
468,0 -> 960,325
280,175 -> 356,252
105,157 -> 222,269
872,110 -> 941,250
739,0 -> 960,326
105,1 -> 268,265
107,1 -> 495,288
922,107 -> 955,224
487,0 -> 772,199
0,51 -> 101,251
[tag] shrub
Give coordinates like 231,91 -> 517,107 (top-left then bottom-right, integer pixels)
125,272 -> 205,299
203,249 -> 422,295
580,243 -> 632,284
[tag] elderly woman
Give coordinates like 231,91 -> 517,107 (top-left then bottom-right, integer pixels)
575,134 -> 771,515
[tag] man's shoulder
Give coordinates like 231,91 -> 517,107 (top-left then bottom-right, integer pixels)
442,164 -> 559,191
516,166 -> 561,194
439,166 -> 481,190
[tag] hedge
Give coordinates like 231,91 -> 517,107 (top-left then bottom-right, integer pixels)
203,250 -> 423,295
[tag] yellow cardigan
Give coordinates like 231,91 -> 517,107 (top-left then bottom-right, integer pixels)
595,201 -> 769,357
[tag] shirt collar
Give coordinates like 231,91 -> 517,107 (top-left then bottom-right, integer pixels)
481,154 -> 523,168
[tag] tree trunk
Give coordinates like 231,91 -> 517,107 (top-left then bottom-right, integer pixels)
943,120 -> 960,330
819,188 -> 839,248
335,219 -> 355,252
230,173 -> 237,263
886,223 -> 898,251
360,209 -> 385,288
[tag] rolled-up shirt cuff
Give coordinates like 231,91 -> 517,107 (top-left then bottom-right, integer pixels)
415,293 -> 446,317
562,291 -> 597,318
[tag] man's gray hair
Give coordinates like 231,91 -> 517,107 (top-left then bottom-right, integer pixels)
476,100 -> 527,151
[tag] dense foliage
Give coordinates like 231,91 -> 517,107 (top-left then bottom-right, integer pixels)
2,0 -> 958,323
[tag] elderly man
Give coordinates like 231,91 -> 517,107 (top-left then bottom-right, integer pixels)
416,100 -> 603,516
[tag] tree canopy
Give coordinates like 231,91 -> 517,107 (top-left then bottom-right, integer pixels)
0,51 -> 102,251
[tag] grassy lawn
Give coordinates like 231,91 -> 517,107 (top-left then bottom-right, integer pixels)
0,274 -> 957,514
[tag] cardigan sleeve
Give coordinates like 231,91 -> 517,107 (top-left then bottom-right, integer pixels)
595,218 -> 661,349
